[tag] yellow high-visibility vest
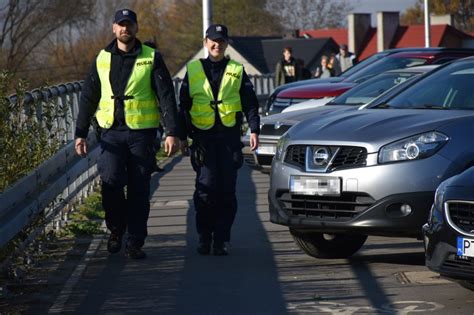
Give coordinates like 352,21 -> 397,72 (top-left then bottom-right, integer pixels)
95,44 -> 160,129
187,59 -> 243,130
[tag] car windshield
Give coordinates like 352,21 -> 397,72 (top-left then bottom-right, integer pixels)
339,52 -> 388,77
344,56 -> 427,83
381,62 -> 474,110
327,72 -> 419,105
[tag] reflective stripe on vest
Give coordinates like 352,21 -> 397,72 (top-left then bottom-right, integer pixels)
187,59 -> 243,130
95,45 -> 160,129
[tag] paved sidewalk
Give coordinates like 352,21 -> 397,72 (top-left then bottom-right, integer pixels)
47,155 -> 474,315
52,155 -> 288,314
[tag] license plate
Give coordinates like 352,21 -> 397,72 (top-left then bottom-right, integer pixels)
290,176 -> 341,196
457,237 -> 474,258
257,144 -> 276,155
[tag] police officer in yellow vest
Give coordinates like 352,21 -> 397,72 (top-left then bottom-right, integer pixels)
74,9 -> 180,259
179,24 -> 260,256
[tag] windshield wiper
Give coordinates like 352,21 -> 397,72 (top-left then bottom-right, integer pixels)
373,103 -> 392,109
411,104 -> 447,110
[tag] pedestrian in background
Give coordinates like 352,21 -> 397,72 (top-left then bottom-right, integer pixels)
314,55 -> 333,78
275,46 -> 300,86
178,24 -> 260,256
337,44 -> 357,72
74,9 -> 180,259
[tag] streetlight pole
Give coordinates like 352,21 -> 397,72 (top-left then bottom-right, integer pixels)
203,0 -> 212,57
424,0 -> 431,47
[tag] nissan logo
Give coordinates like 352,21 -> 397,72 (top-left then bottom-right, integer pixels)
313,147 -> 330,166
274,121 -> 283,130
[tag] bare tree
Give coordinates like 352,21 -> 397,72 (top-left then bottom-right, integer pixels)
401,0 -> 473,32
265,0 -> 353,30
0,0 -> 94,78
213,0 -> 282,36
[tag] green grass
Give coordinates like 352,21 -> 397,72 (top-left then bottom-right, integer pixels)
62,192 -> 105,237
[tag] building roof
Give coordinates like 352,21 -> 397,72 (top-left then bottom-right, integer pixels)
302,24 -> 473,62
230,36 -> 339,73
228,36 -> 278,73
393,24 -> 446,47
357,27 -> 377,60
300,28 -> 348,46
357,24 -> 473,60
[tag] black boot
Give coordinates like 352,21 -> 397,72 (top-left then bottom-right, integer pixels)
125,241 -> 146,259
197,234 -> 212,255
213,242 -> 228,256
107,233 -> 123,254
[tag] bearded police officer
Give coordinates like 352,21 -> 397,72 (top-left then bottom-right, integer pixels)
74,9 -> 180,259
179,24 -> 260,256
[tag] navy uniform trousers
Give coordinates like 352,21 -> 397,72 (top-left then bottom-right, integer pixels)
97,128 -> 156,247
190,131 -> 244,244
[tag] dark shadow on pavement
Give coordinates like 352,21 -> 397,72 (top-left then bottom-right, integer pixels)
174,165 -> 289,314
60,161 -> 288,314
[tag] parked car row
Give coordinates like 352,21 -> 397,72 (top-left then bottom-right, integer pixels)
243,65 -> 438,171
266,47 -> 474,115
269,57 -> 474,289
250,52 -> 474,290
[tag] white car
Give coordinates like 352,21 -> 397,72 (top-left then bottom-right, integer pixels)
282,97 -> 334,113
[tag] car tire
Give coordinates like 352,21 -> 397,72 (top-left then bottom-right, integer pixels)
289,228 -> 367,259
458,280 -> 474,291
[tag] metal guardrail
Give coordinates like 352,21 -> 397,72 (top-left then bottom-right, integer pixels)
0,74 -> 273,248
0,82 -> 99,248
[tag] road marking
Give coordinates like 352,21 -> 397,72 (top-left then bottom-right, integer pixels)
48,234 -> 104,314
396,271 -> 451,285
288,301 -> 444,314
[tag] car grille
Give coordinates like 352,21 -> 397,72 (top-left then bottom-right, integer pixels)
277,191 -> 375,221
441,255 -> 474,278
284,145 -> 367,172
260,124 -> 292,136
273,97 -> 307,108
284,145 -> 306,168
446,201 -> 474,234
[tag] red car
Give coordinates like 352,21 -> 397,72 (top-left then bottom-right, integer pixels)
270,48 -> 474,114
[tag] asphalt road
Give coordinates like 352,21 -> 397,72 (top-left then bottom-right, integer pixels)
47,156 -> 474,314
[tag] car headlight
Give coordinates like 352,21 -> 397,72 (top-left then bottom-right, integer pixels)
429,184 -> 447,225
275,132 -> 290,161
266,94 -> 276,115
433,185 -> 446,213
379,131 -> 448,164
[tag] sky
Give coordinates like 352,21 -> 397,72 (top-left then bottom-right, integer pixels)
350,0 -> 419,25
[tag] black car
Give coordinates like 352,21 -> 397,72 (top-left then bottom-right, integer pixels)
423,167 -> 474,290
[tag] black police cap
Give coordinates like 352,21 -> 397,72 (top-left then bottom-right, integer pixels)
114,9 -> 137,24
205,24 -> 229,41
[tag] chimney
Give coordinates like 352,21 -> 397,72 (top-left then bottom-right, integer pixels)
377,11 -> 399,51
431,14 -> 454,25
348,13 -> 371,55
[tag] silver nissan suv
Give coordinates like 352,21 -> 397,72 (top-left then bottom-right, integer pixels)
269,57 -> 474,259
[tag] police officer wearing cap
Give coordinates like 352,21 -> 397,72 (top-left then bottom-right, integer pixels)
179,24 -> 260,256
74,9 -> 181,259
